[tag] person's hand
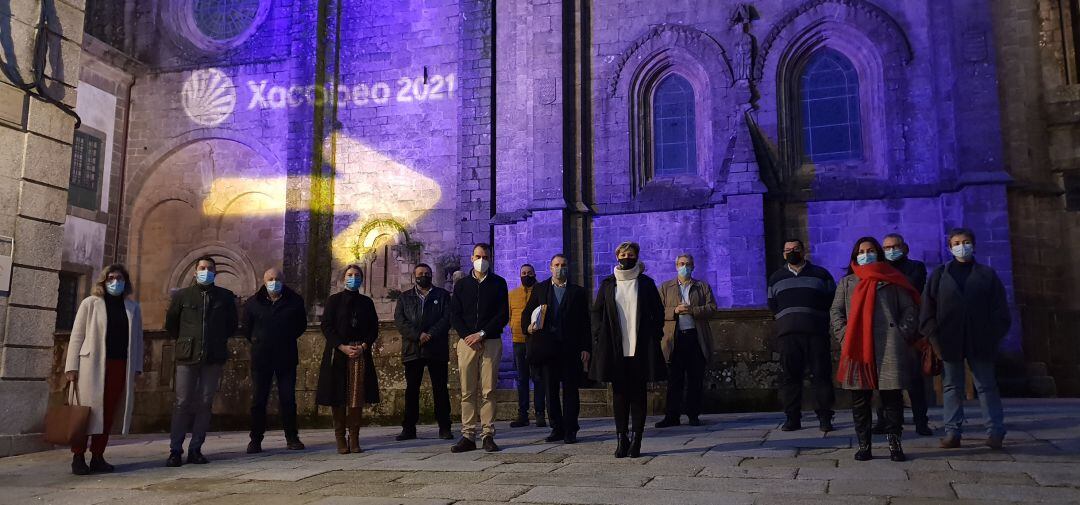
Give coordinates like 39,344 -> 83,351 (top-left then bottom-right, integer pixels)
360,342 -> 369,352
65,371 -> 78,382
527,323 -> 539,334
420,332 -> 432,345
338,344 -> 361,358
675,304 -> 689,315
464,333 -> 484,350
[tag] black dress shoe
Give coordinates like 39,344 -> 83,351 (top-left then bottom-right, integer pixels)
89,455 -> 114,473
165,451 -> 183,468
396,429 -> 417,441
71,454 -> 90,476
509,416 -> 529,428
654,417 -> 681,429
687,416 -> 702,427
246,440 -> 262,454
819,417 -> 834,433
187,450 -> 209,465
565,432 -> 578,444
628,431 -> 643,458
781,418 -> 802,431
482,436 -> 501,452
915,423 -> 934,437
545,430 -> 565,443
438,427 -> 454,440
450,436 -> 476,453
535,418 -> 548,428
286,438 -> 306,450
614,433 -> 631,458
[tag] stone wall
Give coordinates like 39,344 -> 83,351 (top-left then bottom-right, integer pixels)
47,310 -> 783,434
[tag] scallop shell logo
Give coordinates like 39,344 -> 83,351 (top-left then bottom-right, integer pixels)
182,68 -> 236,126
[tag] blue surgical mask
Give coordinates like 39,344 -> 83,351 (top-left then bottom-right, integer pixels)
553,266 -> 568,279
678,266 -> 693,278
196,270 -> 215,285
856,252 -> 877,266
345,276 -> 362,291
265,280 -> 282,294
951,243 -> 974,260
105,280 -> 125,297
884,249 -> 904,262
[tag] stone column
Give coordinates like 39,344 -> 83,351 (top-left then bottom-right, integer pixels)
0,0 -> 86,457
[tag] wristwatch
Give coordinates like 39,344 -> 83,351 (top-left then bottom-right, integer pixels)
478,330 -> 486,338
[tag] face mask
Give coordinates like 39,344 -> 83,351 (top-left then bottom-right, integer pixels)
473,258 -> 490,274
105,280 -> 125,297
553,267 -> 568,280
678,266 -> 693,278
196,270 -> 215,285
785,252 -> 803,265
345,276 -> 362,291
884,249 -> 904,262
265,280 -> 282,294
521,276 -> 536,288
618,258 -> 638,270
415,276 -> 432,289
856,252 -> 877,266
951,243 -> 974,260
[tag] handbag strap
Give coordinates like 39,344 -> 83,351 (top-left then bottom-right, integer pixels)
66,381 -> 82,407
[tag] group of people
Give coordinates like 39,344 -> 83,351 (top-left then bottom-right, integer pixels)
60,228 -> 1010,475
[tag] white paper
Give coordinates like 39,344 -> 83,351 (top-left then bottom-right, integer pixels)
530,306 -> 543,329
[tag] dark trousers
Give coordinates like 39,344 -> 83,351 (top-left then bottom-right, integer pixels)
665,329 -> 706,419
875,359 -> 929,426
542,350 -> 583,434
249,363 -> 299,441
853,389 -> 902,436
169,363 -> 224,454
403,358 -> 452,430
73,359 -> 126,456
612,357 -> 648,434
779,333 -> 835,420
513,342 -> 545,418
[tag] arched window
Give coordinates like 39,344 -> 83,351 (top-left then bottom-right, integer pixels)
799,49 -> 863,163
652,74 -> 697,177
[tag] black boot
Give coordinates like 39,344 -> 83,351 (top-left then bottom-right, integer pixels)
88,454 -> 115,473
887,434 -> 906,462
854,431 -> 872,461
614,432 -> 631,458
71,453 -> 90,475
629,431 -> 643,458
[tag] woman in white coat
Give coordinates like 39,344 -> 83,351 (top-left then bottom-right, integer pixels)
64,264 -> 144,475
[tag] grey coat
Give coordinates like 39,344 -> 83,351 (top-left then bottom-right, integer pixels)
830,274 -> 918,391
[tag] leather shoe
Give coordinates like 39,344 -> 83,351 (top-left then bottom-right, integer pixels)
165,451 -> 183,468
565,432 -> 578,444
450,436 -> 476,453
819,417 -> 834,433
482,435 -> 500,452
246,440 -> 262,454
939,433 -> 961,449
985,433 -> 1005,450
187,450 -> 209,465
396,429 -> 417,441
781,418 -> 802,431
438,427 -> 454,440
687,416 -> 702,427
509,416 -> 529,428
88,454 -> 114,473
915,423 -> 934,437
71,454 -> 90,475
286,438 -> 306,450
535,418 -> 548,428
654,417 -> 680,428
545,430 -> 565,443
614,433 -> 630,458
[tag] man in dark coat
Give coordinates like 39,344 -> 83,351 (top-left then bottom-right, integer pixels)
875,233 -> 932,436
243,268 -> 308,454
394,263 -> 454,441
164,256 -> 238,467
522,254 -> 592,444
921,228 -> 1011,450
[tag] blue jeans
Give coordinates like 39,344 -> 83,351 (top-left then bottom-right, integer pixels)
942,359 -> 1006,438
513,342 -> 545,418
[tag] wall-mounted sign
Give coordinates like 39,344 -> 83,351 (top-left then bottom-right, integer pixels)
0,236 -> 12,297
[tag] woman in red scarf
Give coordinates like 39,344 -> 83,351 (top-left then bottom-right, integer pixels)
830,237 -> 919,462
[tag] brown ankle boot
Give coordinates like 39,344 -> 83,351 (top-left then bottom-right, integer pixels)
332,407 -> 349,454
348,407 -> 362,454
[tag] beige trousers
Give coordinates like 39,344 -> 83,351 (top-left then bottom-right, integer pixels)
457,337 -> 503,439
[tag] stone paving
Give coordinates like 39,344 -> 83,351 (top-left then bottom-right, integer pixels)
0,398 -> 1078,504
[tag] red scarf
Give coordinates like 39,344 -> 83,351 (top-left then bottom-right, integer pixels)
836,261 -> 921,389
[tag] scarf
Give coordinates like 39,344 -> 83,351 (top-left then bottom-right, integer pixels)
836,261 -> 920,389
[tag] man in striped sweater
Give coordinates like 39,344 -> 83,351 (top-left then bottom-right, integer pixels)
767,239 -> 837,432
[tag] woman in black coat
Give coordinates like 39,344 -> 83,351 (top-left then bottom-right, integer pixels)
316,265 -> 380,454
589,242 -> 666,458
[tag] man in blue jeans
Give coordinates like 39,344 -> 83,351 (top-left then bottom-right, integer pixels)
920,228 -> 1011,449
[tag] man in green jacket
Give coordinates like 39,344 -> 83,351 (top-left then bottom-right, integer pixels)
164,256 -> 238,467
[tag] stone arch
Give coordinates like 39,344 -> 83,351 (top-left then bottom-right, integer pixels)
167,244 -> 257,298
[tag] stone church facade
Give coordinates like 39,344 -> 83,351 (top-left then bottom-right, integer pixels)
0,0 -> 1077,455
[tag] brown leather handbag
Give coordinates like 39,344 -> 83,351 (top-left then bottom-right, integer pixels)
43,382 -> 91,446
913,336 -> 943,377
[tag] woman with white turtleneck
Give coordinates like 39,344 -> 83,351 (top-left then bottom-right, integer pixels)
589,242 -> 667,458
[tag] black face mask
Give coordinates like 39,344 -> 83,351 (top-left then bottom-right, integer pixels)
415,276 -> 432,289
618,258 -> 638,270
521,276 -> 537,288
785,252 -> 803,265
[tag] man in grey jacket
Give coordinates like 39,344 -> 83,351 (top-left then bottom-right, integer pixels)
920,228 -> 1011,450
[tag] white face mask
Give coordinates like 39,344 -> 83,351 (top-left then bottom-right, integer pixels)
951,243 -> 974,260
473,258 -> 490,274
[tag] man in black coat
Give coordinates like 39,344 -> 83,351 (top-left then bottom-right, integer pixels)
449,243 -> 510,453
164,256 -> 238,467
243,268 -> 308,454
394,263 -> 454,441
876,233 -> 932,436
522,254 -> 591,444
921,228 -> 1011,450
